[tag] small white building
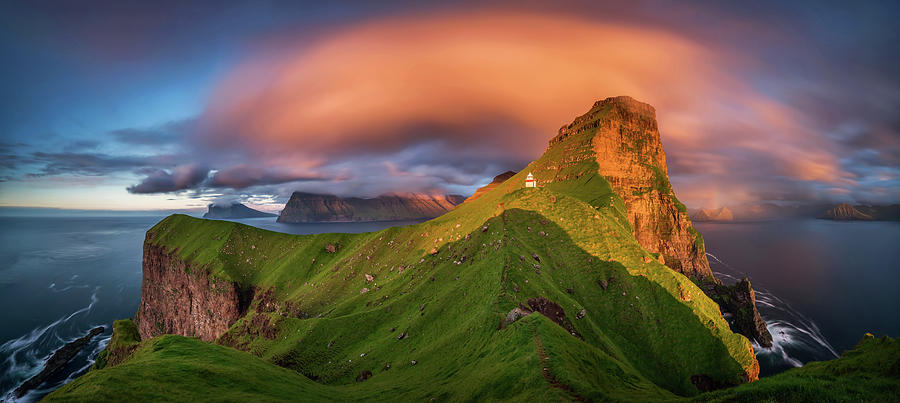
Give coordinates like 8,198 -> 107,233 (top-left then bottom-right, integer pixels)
525,172 -> 536,188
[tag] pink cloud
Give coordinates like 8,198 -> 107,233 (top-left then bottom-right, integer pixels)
190,10 -> 861,207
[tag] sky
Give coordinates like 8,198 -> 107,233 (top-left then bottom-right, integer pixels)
1,0 -> 898,211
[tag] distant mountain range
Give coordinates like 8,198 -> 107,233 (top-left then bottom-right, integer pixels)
203,203 -> 276,219
819,203 -> 900,221
277,193 -> 465,223
688,202 -> 900,222
691,207 -> 734,222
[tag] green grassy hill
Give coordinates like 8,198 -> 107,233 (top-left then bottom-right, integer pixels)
46,98 -> 897,401
47,330 -> 899,402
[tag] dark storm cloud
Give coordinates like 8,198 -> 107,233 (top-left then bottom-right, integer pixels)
126,164 -> 210,194
209,165 -> 329,189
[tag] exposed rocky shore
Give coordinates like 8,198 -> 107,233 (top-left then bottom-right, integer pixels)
13,326 -> 104,398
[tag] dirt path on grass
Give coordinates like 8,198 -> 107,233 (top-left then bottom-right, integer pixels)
531,324 -> 587,402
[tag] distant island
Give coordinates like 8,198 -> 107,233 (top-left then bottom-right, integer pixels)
690,207 -> 734,222
820,203 -> 900,221
685,202 -> 900,222
277,193 -> 465,223
203,202 -> 277,219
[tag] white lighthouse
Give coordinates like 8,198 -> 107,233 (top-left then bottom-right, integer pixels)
525,172 -> 536,188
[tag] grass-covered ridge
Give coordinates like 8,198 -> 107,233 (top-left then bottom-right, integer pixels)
53,115 -> 766,399
47,97 -> 899,401
695,334 -> 900,402
48,333 -> 900,401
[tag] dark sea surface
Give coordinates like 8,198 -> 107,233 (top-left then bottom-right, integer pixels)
1,213 -> 896,399
695,219 -> 900,376
0,212 -> 422,402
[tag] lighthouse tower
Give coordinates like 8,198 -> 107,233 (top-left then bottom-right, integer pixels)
525,172 -> 536,188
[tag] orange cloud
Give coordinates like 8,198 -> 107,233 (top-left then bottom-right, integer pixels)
195,10 -> 857,207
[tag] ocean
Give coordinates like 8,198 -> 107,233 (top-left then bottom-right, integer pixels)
0,212 -> 423,402
0,213 -> 897,399
696,219 -> 900,375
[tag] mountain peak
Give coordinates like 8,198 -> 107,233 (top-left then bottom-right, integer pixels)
534,97 -> 706,278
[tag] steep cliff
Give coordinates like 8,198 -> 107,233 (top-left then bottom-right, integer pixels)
703,279 -> 772,348
464,171 -> 516,202
134,241 -> 246,342
277,193 -> 465,223
529,96 -> 770,346
203,203 -> 277,219
540,96 -> 711,280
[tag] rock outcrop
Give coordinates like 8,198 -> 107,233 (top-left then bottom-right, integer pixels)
536,96 -> 770,346
134,241 -> 246,342
13,326 -> 105,398
203,203 -> 277,219
277,193 -> 465,223
465,171 -> 516,202
703,279 -> 773,348
693,207 -> 734,222
545,96 -> 711,280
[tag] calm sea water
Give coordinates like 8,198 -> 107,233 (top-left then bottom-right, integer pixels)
0,214 -> 896,399
0,213 -> 422,402
695,219 -> 900,375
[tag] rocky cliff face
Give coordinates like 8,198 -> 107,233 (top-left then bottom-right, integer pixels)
821,203 -> 874,221
704,279 -> 772,348
277,193 -> 465,223
548,96 -> 711,280
465,171 -> 516,202
538,96 -> 771,347
134,241 -> 245,342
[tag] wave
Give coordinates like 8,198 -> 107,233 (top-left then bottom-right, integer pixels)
28,244 -> 109,262
707,253 -> 839,372
0,288 -> 102,402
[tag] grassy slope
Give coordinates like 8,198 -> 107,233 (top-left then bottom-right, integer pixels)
47,335 -> 341,402
50,106 -> 761,400
48,333 -> 900,402
696,334 -> 900,402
